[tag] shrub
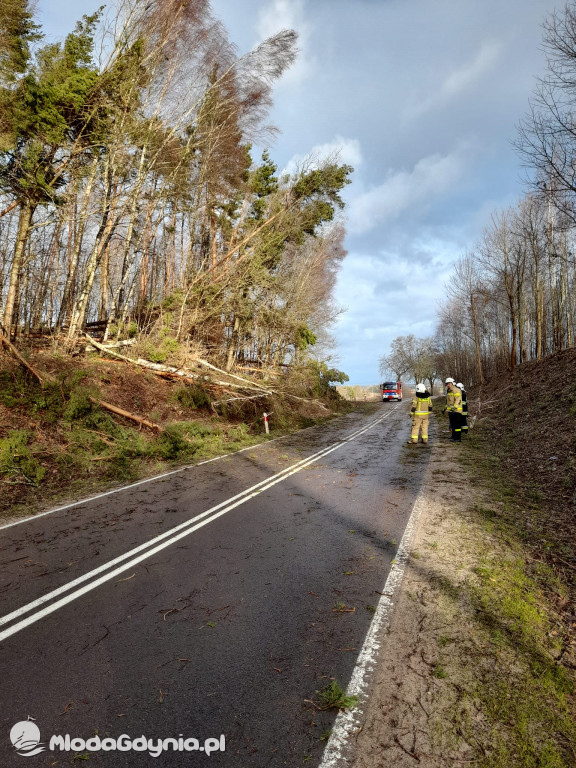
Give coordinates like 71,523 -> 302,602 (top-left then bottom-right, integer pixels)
144,336 -> 180,364
176,384 -> 212,410
0,430 -> 46,486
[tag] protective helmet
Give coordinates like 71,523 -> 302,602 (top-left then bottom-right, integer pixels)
415,383 -> 426,393
456,382 -> 464,389
445,377 -> 455,384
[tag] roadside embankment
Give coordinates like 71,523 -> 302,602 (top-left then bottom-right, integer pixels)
468,347 -> 576,580
0,349 -> 351,523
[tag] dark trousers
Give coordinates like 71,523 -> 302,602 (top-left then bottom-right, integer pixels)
449,412 -> 461,441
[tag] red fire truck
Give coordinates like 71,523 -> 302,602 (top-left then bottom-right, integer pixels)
381,381 -> 402,401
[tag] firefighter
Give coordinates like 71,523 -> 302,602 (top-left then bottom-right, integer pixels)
408,383 -> 433,444
443,377 -> 462,442
442,376 -> 455,428
457,382 -> 468,436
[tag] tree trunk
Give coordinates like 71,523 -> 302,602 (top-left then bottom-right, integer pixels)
517,287 -> 527,363
225,314 -> 240,371
31,220 -> 61,330
470,294 -> 484,384
57,158 -> 99,329
535,267 -> 543,360
505,273 -> 517,370
509,311 -> 518,370
66,157 -> 118,341
66,206 -> 117,340
2,200 -> 35,339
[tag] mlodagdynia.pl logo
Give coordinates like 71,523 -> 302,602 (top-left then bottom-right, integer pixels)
9,718 -> 226,758
10,717 -> 45,757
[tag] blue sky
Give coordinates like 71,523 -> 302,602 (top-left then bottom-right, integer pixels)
38,0 -> 560,383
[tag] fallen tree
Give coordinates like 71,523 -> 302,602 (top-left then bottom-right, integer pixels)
85,336 -> 273,394
84,335 -> 331,412
1,334 -> 45,385
88,397 -> 162,432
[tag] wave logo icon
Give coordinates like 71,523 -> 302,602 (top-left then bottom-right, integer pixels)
10,717 -> 46,757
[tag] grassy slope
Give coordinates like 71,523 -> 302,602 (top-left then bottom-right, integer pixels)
448,350 -> 576,766
0,350 -> 349,522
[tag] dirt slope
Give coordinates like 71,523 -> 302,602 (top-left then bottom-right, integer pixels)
469,347 -> 576,577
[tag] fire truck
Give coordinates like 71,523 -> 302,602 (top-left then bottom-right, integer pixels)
381,381 -> 403,401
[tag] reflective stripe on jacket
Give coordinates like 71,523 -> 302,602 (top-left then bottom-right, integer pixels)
411,395 -> 432,416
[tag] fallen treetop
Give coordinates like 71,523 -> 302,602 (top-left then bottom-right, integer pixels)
86,336 -> 273,394
192,357 -> 272,393
85,335 -> 331,413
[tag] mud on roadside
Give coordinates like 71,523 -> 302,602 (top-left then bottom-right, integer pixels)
350,434 -> 576,767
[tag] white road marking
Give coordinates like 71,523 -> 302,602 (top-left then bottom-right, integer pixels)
317,485 -> 426,768
0,405 -> 402,643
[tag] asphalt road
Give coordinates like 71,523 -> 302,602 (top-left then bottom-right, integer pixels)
0,402 -> 430,767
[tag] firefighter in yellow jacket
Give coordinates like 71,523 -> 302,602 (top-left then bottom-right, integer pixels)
443,377 -> 462,442
408,383 -> 433,444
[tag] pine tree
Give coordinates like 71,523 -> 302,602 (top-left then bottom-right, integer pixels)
0,9 -> 103,337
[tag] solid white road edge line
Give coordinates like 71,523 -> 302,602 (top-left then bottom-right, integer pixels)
0,405 -> 402,642
317,484 -> 427,768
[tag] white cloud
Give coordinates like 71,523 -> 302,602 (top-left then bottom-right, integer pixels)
283,135 -> 363,175
256,0 -> 304,38
332,243 -> 458,384
443,41 -> 502,97
347,147 -> 470,235
256,0 -> 314,84
408,40 -> 503,119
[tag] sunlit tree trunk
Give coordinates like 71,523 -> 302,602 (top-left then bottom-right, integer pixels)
57,158 -> 99,329
2,199 -> 35,339
66,157 -> 117,341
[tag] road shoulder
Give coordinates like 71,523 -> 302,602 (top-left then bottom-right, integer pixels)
349,443 -> 475,766
350,438 -> 576,767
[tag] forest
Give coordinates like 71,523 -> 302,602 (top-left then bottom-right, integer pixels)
0,0 -> 351,378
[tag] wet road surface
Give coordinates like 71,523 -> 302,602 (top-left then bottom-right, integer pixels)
0,403 -> 431,767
